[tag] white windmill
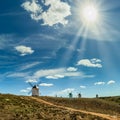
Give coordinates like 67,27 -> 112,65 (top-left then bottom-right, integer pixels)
28,82 -> 41,96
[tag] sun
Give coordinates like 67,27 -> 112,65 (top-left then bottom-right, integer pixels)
73,0 -> 105,39
80,3 -> 100,26
82,5 -> 98,22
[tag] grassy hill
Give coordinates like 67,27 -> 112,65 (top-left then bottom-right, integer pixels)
99,96 -> 120,105
0,94 -> 120,120
39,96 -> 120,115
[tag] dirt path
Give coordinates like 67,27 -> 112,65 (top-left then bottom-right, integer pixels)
30,97 -> 119,120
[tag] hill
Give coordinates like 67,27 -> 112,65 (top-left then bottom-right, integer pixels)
39,96 -> 120,115
0,94 -> 120,120
99,96 -> 120,105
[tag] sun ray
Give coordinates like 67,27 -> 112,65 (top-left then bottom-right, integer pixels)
59,25 -> 85,66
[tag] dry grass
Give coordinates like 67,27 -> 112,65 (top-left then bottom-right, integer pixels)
99,96 -> 120,105
39,96 -> 120,115
0,93 -> 119,120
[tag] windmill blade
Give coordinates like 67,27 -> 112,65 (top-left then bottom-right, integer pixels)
37,80 -> 42,86
28,82 -> 34,87
28,90 -> 32,95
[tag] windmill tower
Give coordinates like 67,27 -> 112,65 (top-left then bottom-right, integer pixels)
69,92 -> 73,98
32,85 -> 39,96
78,93 -> 81,98
96,94 -> 99,98
28,82 -> 40,96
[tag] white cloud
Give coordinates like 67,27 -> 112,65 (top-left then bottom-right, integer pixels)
46,72 -> 83,79
21,0 -> 71,26
46,74 -> 64,79
94,80 -> 115,86
41,0 -> 71,26
20,87 -> 31,93
34,68 -> 65,79
107,80 -> 115,85
77,58 -> 102,68
80,86 -> 86,89
63,72 -> 83,77
91,58 -> 101,63
26,79 -> 37,83
67,67 -> 77,72
6,67 -> 94,81
21,0 -> 42,16
33,68 -> 86,79
94,82 -> 105,85
15,45 -> 34,56
39,83 -> 53,87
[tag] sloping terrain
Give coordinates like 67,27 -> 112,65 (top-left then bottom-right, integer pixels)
0,94 -> 120,120
39,96 -> 120,115
99,96 -> 120,106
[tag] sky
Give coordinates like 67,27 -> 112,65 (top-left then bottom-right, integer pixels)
0,0 -> 120,98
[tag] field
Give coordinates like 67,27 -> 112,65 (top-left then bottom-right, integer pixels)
0,93 -> 120,120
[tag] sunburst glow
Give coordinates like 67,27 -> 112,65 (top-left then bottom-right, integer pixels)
82,5 -> 98,23
73,0 -> 106,40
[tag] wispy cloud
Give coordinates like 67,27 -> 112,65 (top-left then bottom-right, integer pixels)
7,72 -> 29,78
107,80 -> 115,85
39,83 -> 53,87
21,0 -> 71,26
0,34 -> 17,48
42,56 -> 52,59
33,68 -> 65,79
62,71 -> 84,77
33,68 -> 91,79
15,45 -> 34,56
20,62 -> 41,71
77,58 -> 102,68
6,67 -> 93,81
94,82 -> 105,85
80,86 -> 86,89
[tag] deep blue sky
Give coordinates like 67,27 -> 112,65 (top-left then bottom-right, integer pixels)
0,0 -> 120,97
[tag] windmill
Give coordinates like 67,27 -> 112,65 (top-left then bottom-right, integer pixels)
66,90 -> 73,98
68,92 -> 73,98
74,89 -> 82,98
78,93 -> 82,98
96,94 -> 99,98
28,81 -> 41,96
